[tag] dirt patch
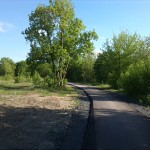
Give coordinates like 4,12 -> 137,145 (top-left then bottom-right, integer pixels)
0,94 -> 74,110
0,94 -> 75,149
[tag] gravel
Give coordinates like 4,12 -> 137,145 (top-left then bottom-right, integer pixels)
58,89 -> 90,150
108,91 -> 150,118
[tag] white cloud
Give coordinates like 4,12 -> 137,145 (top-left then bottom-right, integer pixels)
0,21 -> 14,32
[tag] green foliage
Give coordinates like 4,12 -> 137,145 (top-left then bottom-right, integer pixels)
36,63 -> 52,78
80,53 -> 96,82
15,61 -> 28,76
107,72 -> 118,88
15,76 -> 23,83
23,0 -> 98,86
120,60 -> 150,104
94,31 -> 150,105
0,57 -> 16,79
44,76 -> 57,87
94,31 -> 145,87
15,60 -> 32,83
15,74 -> 32,83
32,71 -> 43,86
67,64 -> 82,82
67,53 -> 96,82
94,50 -> 114,83
0,79 -> 78,98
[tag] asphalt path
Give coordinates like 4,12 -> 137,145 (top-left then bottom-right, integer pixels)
73,83 -> 150,150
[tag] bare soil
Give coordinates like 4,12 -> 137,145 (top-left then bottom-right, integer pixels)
0,93 -> 76,149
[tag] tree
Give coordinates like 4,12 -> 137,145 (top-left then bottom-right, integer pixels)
0,57 -> 16,79
67,53 -> 96,82
120,59 -> 150,104
120,37 -> 150,103
23,0 -> 98,86
36,63 -> 52,78
94,40 -> 116,84
81,53 -> 96,82
94,30 -> 150,104
94,31 -> 144,88
15,60 -> 28,77
15,60 -> 31,82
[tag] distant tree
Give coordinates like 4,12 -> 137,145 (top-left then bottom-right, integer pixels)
81,53 -> 96,82
0,57 -> 16,79
67,53 -> 96,82
15,60 -> 31,82
32,71 -> 43,86
36,63 -> 52,78
15,60 -> 28,77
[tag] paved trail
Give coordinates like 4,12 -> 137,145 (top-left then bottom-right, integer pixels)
73,84 -> 150,150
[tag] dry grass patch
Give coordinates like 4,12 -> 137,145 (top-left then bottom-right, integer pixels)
0,94 -> 74,110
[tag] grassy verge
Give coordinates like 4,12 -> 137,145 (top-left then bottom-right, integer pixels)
0,80 -> 78,96
0,80 -> 81,107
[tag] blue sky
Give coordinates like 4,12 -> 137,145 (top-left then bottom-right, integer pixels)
0,0 -> 150,62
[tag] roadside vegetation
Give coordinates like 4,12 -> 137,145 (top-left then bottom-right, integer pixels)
0,0 -> 97,113
0,0 -> 149,106
0,0 -> 150,149
2,0 -> 150,148
94,32 -> 150,105
0,1 -> 93,147
0,0 -> 96,105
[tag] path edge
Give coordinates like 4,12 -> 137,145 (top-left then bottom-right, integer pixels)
68,83 -> 95,150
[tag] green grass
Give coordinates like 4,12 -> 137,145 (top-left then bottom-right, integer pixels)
0,80 -> 79,97
89,83 -> 126,95
96,83 -> 111,89
0,80 -> 32,95
106,88 -> 125,94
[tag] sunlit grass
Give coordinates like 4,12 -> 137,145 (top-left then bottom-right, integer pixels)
0,80 -> 79,97
83,82 -> 111,89
96,83 -> 111,89
106,88 -> 125,93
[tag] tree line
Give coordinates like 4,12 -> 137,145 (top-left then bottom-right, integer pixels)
95,31 -> 150,104
0,0 -> 149,104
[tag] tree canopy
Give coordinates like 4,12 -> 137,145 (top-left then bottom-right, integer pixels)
94,31 -> 150,103
23,0 -> 98,86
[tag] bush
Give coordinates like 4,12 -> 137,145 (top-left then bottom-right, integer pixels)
108,72 -> 119,88
63,78 -> 68,85
15,75 -> 32,83
120,60 -> 150,103
32,71 -> 43,86
44,76 -> 58,87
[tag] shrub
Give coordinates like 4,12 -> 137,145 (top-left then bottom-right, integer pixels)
120,60 -> 150,103
44,76 -> 58,87
15,74 -> 32,83
32,71 -> 43,86
108,72 -> 119,88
